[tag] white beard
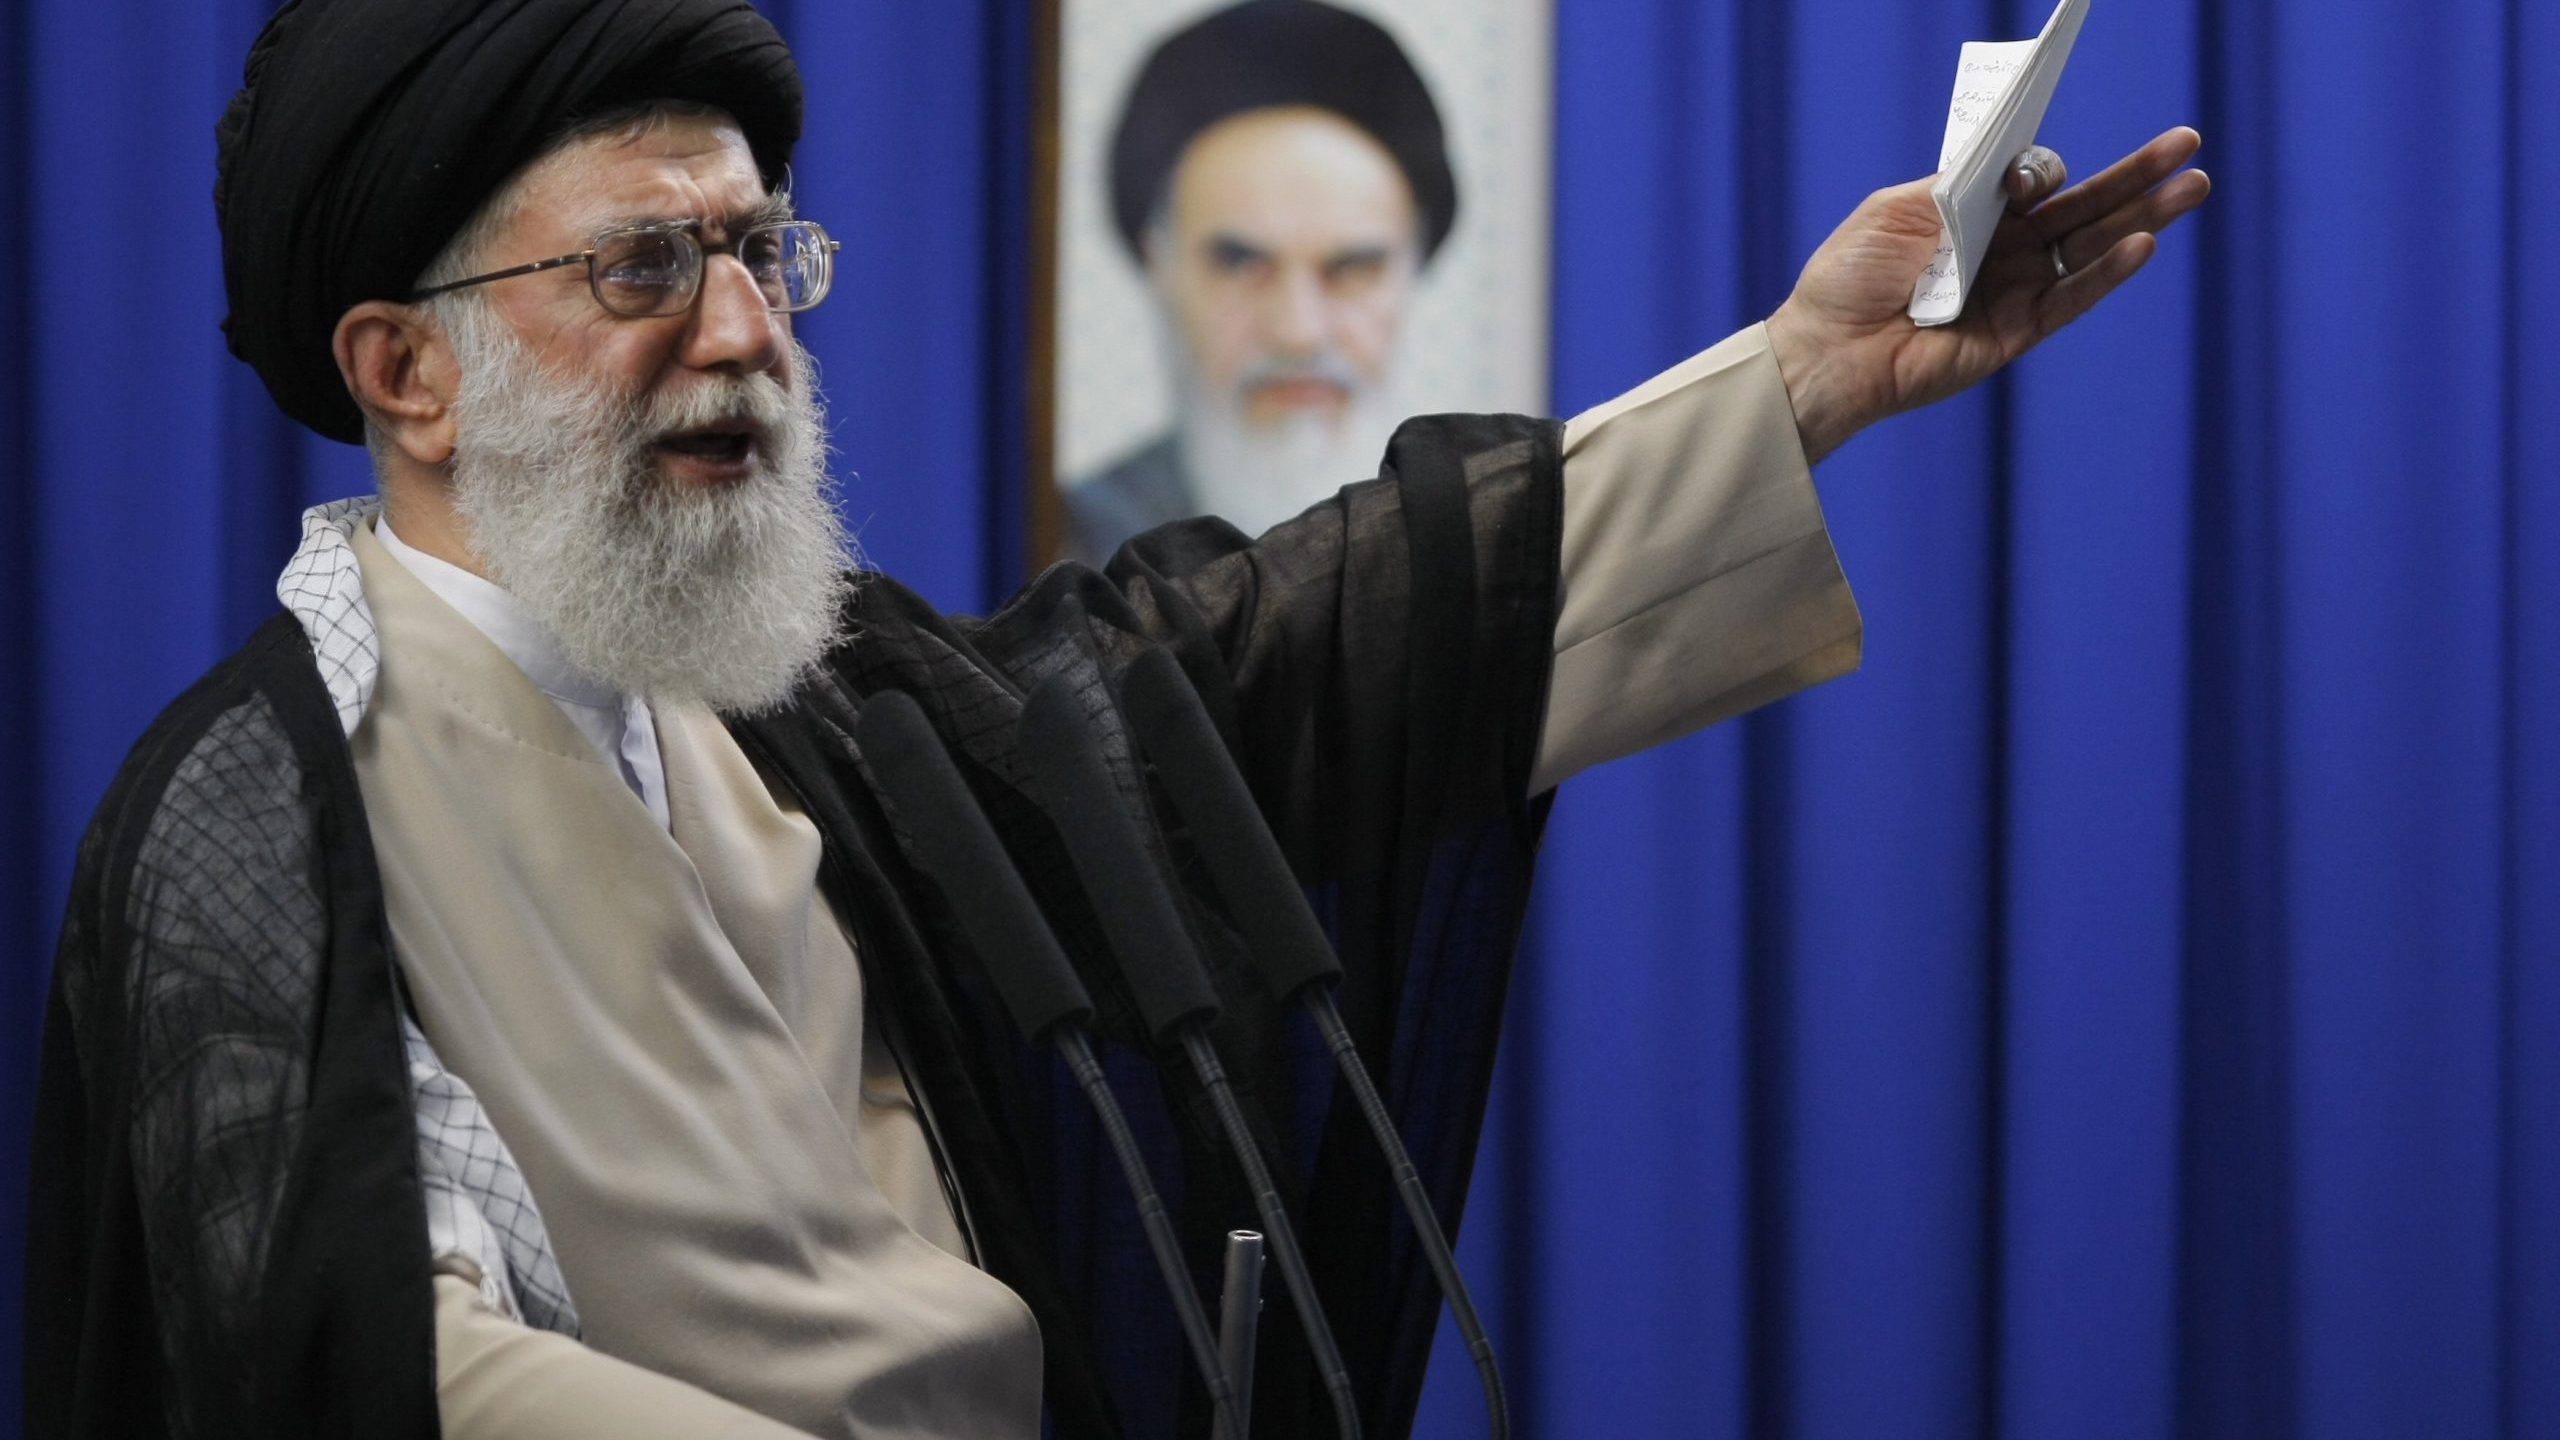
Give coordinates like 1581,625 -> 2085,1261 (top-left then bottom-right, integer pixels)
442,308 -> 853,715
1166,328 -> 1407,541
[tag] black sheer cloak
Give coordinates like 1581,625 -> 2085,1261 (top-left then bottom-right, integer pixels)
738,411 -> 1563,1438
26,409 -> 1562,1439
27,613 -> 433,1440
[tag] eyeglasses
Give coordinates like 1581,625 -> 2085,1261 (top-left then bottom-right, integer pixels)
409,218 -> 840,317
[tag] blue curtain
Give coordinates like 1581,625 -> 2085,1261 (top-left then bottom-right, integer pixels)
1413,0 -> 2558,1436
3,3 -> 2551,1439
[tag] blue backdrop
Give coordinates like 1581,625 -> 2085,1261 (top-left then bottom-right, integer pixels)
2,2 -> 2551,1437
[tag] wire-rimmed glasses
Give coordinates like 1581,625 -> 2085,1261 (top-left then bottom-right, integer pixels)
409,218 -> 840,317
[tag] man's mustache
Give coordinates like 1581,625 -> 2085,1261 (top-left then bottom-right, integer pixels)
1232,350 -> 1363,401
638,373 -> 793,450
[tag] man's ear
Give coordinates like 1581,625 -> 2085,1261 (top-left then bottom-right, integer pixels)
334,300 -> 459,466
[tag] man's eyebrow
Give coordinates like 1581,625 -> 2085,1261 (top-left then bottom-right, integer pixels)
1205,232 -> 1273,264
579,192 -> 797,240
731,191 -> 797,231
684,192 -> 797,245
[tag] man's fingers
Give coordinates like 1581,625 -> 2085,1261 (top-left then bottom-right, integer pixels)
1867,174 -> 1960,238
2005,146 -> 2068,211
2034,232 -> 2155,339
2030,126 -> 2202,240
2049,168 -> 2212,273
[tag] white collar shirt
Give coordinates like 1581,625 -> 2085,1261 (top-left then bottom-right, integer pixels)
373,516 -> 672,831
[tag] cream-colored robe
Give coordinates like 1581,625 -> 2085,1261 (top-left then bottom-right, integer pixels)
351,518 -> 1040,1440
361,319 -> 1854,1436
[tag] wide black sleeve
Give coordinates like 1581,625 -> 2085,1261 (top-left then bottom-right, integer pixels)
810,414 -> 1564,1439
1106,416 -> 1562,1440
1075,413 -> 1561,866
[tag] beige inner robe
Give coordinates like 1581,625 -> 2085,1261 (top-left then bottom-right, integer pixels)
348,315 -> 1857,1437
350,518 -> 1040,1440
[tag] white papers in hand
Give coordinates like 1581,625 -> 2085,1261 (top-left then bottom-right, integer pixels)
1908,0 -> 2090,326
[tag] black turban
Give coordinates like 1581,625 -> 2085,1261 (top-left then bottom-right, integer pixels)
1107,0 -> 1456,265
215,0 -> 802,443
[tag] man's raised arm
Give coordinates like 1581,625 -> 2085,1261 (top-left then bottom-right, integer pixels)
1532,128 -> 2210,790
1768,127 -> 2211,462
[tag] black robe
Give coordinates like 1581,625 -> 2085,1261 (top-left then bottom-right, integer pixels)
25,414 -> 1562,1439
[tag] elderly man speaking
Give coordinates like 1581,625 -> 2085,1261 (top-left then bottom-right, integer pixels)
24,0 -> 2206,1437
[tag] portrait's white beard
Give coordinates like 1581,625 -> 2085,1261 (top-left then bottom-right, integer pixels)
1165,325 -> 1406,540
441,305 -> 853,714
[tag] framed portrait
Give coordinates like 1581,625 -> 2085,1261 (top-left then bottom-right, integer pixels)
1031,0 -> 1555,569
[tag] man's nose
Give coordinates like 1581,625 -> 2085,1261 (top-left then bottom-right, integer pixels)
1261,266 -> 1328,356
680,253 -> 786,375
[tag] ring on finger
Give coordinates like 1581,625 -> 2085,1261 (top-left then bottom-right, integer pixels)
2047,240 -> 2070,279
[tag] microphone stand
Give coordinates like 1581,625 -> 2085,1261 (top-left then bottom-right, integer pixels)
1052,1027 -> 1244,1439
1019,673 -> 1365,1440
854,692 -> 1243,1439
1119,648 -> 1512,1439
1213,1231 -> 1266,1440
1300,987 -> 1506,1438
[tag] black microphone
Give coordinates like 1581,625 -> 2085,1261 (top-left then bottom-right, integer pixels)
853,690 -> 1242,1439
1015,672 -> 1364,1440
1119,647 -> 1511,1440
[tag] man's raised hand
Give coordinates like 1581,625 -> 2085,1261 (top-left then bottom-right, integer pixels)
1765,126 -> 2211,463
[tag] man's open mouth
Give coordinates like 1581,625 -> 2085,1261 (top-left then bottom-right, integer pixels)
656,426 -> 757,463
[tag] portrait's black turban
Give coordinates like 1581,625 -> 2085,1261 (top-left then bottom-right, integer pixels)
1108,0 -> 1457,264
215,0 -> 802,443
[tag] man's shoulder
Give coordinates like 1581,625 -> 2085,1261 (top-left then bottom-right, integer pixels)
1062,433 -> 1194,565
62,612 -> 349,967
47,605 -> 378,1110
98,613 -> 335,807
1074,432 -> 1191,508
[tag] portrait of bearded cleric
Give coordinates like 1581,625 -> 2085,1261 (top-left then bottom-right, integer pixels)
1049,0 -> 1552,566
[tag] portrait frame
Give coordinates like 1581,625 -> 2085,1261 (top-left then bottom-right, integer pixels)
1028,0 -> 1555,574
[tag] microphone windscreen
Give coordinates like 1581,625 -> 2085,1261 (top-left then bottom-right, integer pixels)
856,690 -> 1094,1041
1119,648 -> 1343,998
1016,673 -> 1221,1043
